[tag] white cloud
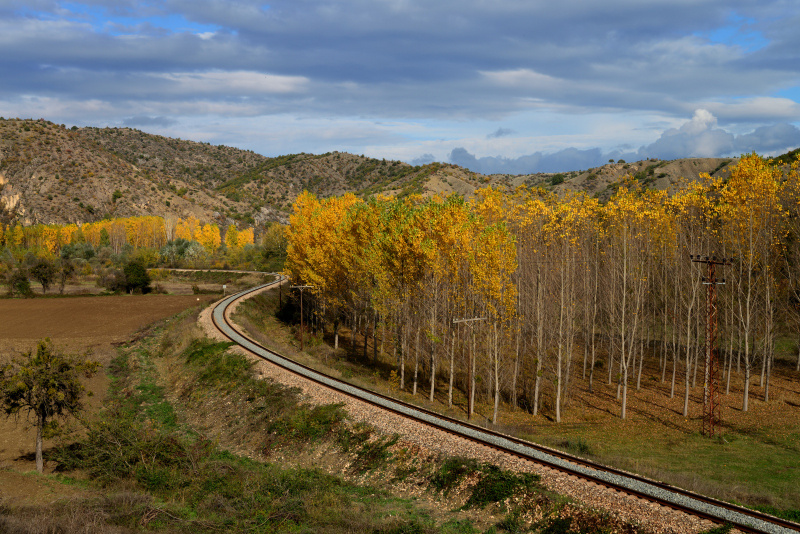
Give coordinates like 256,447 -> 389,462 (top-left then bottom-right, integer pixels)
679,109 -> 718,135
0,1 -> 798,166
702,97 -> 800,122
155,71 -> 308,95
480,69 -> 562,90
444,111 -> 800,174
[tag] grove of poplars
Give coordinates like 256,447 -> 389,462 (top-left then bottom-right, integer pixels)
285,154 -> 800,424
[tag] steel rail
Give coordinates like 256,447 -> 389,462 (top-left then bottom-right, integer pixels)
211,279 -> 799,534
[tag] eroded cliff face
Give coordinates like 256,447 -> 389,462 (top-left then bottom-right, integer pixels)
0,173 -> 26,223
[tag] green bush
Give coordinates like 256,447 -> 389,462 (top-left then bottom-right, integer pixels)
351,435 -> 399,473
122,260 -> 151,293
431,457 -> 480,494
463,465 -> 540,509
496,510 -> 524,533
374,519 -> 429,534
8,268 -> 32,297
540,517 -> 573,534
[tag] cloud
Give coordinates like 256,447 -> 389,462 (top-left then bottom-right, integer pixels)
3,1 -> 799,122
732,123 -> 800,154
0,1 -> 798,163
123,115 -> 176,127
487,128 -> 515,139
639,109 -> 734,159
447,112 -> 800,174
636,110 -> 800,159
449,147 -> 606,174
154,71 -> 309,95
411,153 -> 437,166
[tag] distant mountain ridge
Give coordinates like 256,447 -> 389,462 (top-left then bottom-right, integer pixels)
1,117 -> 786,228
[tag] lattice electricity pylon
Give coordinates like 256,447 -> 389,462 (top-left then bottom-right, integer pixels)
690,254 -> 731,438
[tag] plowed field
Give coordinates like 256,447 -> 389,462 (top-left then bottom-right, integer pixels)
0,294 -> 216,504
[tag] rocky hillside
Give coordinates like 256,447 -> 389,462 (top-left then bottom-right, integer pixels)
0,118 -> 491,227
2,117 -> 779,228
492,157 -> 738,201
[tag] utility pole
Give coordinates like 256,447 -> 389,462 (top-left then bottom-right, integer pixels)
291,285 -> 315,351
690,254 -> 731,438
453,316 -> 486,420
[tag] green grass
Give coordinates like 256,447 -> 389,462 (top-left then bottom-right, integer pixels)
45,318 -> 491,533
524,421 -> 800,511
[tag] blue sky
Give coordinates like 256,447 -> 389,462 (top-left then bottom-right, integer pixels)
2,1 -> 799,174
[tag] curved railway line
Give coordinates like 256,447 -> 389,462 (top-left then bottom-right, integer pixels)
208,277 -> 799,534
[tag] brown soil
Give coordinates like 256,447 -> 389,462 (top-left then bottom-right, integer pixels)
0,293 -> 217,505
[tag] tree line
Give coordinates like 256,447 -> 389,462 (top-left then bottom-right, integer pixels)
1,215 -> 288,295
1,215 -> 254,256
284,153 -> 800,423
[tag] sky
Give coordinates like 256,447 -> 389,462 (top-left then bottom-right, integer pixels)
2,1 -> 800,174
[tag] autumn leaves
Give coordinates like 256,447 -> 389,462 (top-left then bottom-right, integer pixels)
0,216 -> 254,255
284,153 -> 800,423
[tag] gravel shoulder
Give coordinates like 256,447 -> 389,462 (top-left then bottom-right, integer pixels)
199,285 -> 730,534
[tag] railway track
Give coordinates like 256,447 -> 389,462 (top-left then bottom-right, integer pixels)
210,278 -> 799,534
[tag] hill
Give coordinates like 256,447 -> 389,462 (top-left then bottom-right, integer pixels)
0,118 -> 489,228
1,117 -> 780,228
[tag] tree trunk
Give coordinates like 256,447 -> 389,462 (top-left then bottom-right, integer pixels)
334,318 -> 339,351
448,330 -> 455,407
492,323 -> 500,425
429,345 -> 436,403
373,311 -> 379,364
352,310 -> 357,347
725,348 -> 732,396
36,410 -> 44,474
400,325 -> 406,390
512,325 -> 520,410
621,364 -> 629,420
683,296 -> 694,417
469,330 -> 476,418
683,351 -> 691,418
743,365 -> 750,412
670,345 -> 676,399
764,344 -> 772,403
412,329 -> 420,396
636,332 -> 645,391
796,334 -> 800,371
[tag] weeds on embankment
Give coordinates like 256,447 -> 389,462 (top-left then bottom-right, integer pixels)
0,306 -> 651,533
